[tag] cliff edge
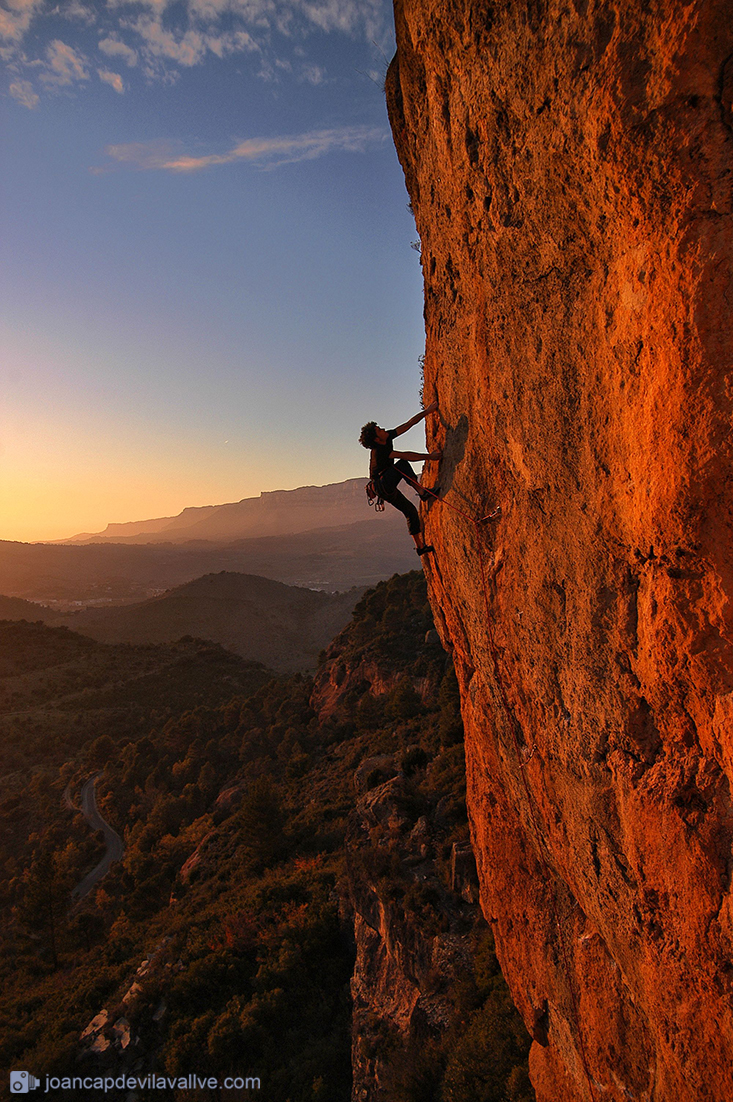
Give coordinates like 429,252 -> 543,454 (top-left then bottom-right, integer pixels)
387,2 -> 733,1100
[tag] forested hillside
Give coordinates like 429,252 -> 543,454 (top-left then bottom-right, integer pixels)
0,575 -> 531,1101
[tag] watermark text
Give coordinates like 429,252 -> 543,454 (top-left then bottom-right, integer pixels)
10,1072 -> 260,1093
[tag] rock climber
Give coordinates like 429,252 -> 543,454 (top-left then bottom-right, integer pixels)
359,401 -> 442,556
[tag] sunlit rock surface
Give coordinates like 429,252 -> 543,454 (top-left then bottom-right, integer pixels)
387,1 -> 733,1099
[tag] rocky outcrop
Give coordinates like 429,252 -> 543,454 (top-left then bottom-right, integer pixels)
387,2 -> 733,1100
346,755 -> 482,1101
311,574 -> 447,719
312,657 -> 402,720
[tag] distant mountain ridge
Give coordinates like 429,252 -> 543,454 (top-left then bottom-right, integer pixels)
60,478 -> 378,545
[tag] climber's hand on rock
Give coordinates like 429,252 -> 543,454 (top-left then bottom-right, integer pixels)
424,401 -> 438,415
429,449 -> 443,461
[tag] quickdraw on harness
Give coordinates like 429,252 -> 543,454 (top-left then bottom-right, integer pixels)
365,474 -> 385,511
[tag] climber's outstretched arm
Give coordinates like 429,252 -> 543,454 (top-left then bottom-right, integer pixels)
391,450 -> 442,462
392,403 -> 436,436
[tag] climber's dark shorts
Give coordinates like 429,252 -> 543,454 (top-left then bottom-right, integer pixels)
376,459 -> 421,536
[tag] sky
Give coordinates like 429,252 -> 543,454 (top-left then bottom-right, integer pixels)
0,0 -> 426,542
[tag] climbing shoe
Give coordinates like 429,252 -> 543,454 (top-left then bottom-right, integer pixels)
416,545 -> 435,556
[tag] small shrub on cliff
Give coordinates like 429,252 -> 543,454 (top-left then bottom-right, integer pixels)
401,745 -> 429,776
356,690 -> 385,731
387,675 -> 423,720
402,881 -> 443,935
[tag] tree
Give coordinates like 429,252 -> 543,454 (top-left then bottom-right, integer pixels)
19,851 -> 72,970
236,776 -> 285,868
88,734 -> 115,767
387,676 -> 422,721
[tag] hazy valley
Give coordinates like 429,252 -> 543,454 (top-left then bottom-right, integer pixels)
0,481 -> 417,611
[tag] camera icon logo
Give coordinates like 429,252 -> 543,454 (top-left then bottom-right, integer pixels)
10,1071 -> 40,1093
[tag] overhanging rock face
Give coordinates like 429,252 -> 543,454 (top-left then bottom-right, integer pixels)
387,1 -> 733,1099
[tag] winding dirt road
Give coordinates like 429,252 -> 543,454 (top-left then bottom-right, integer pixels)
71,775 -> 124,899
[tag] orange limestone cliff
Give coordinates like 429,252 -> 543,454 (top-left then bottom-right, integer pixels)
387,1 -> 733,1100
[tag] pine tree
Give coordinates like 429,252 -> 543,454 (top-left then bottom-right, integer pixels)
19,850 -> 72,970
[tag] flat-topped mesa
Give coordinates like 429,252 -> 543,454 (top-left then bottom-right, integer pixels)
387,2 -> 733,1100
60,479 -> 373,544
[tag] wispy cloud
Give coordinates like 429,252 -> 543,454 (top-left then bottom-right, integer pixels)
2,0 -> 392,103
98,35 -> 138,67
301,63 -> 325,85
62,1 -> 96,25
0,0 -> 44,44
94,125 -> 387,173
127,15 -> 261,73
130,16 -> 207,67
9,77 -> 39,107
107,0 -> 170,10
39,39 -> 89,87
98,68 -> 124,93
301,0 -> 383,38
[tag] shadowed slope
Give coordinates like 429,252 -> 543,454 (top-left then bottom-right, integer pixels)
54,572 -> 364,672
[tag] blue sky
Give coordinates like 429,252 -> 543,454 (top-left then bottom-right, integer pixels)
0,0 -> 426,541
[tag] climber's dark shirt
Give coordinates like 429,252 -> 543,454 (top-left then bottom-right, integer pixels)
370,430 -> 396,481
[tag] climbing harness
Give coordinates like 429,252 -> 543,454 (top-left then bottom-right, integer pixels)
366,466 -> 395,512
365,478 -> 385,511
400,468 -> 599,1102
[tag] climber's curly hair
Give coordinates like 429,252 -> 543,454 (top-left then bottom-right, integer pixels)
359,421 -> 379,449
